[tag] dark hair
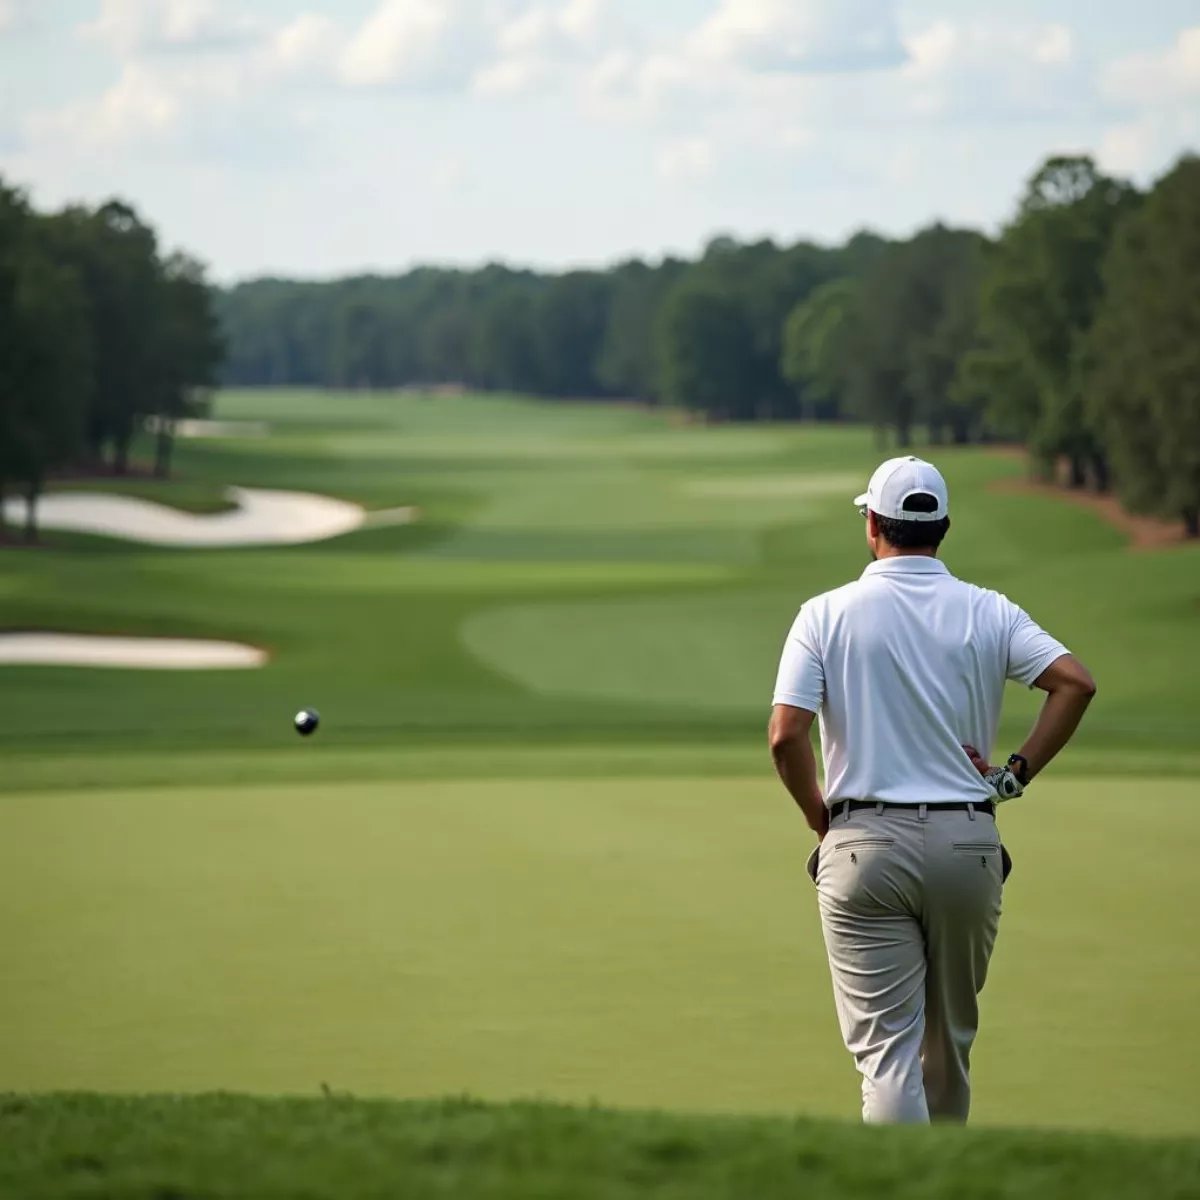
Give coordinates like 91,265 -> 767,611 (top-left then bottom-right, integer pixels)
873,492 -> 950,550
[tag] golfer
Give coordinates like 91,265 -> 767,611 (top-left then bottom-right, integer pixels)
768,456 -> 1096,1124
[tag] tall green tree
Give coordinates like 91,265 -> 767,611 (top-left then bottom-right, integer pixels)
43,201 -> 162,472
967,155 -> 1139,485
838,225 -> 984,446
535,271 -> 612,398
0,188 -> 93,541
470,283 -> 545,392
903,228 -> 988,444
1086,155 -> 1200,536
149,253 -> 225,478
781,277 -> 860,420
656,285 -> 757,422
596,258 -> 688,402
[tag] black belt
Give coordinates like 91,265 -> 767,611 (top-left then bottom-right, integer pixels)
832,799 -> 995,819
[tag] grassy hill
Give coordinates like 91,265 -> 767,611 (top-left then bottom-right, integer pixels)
3,1094 -> 1198,1200
1,389 -> 1198,1150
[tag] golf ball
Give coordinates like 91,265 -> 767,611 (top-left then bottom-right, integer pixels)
294,708 -> 320,736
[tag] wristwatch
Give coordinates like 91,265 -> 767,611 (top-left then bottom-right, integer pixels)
1007,754 -> 1030,785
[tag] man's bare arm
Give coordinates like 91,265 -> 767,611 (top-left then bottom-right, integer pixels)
768,704 -> 828,839
1015,654 -> 1096,780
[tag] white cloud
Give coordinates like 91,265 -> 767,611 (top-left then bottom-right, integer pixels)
0,0 -> 34,35
80,0 -> 263,55
24,48 -> 312,164
28,63 -> 183,144
474,55 -> 544,95
1099,122 -> 1153,174
1097,29 -> 1200,177
477,0 -> 612,96
1103,26 -> 1200,107
337,0 -> 488,89
656,136 -> 716,183
269,13 -> 343,77
585,0 -> 907,120
559,0 -> 602,42
1033,24 -> 1073,66
899,20 -> 1088,120
688,0 -> 905,74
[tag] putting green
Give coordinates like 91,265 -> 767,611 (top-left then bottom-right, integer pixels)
1,775 -> 1196,1136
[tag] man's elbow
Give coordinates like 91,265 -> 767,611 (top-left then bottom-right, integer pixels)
768,707 -> 812,755
767,717 -> 791,756
768,728 -> 796,759
1058,657 -> 1097,699
1068,660 -> 1097,699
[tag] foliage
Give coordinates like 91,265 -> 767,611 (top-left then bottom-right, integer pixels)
1086,155 -> 1200,534
0,181 -> 221,538
964,156 -> 1140,485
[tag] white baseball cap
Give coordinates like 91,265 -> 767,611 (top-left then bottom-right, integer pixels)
854,456 -> 949,522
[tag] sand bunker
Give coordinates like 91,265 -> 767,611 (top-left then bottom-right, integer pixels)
0,633 -> 266,670
3,487 -> 417,548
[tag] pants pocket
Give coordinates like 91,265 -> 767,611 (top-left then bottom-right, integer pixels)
806,844 -> 820,884
952,841 -> 1012,884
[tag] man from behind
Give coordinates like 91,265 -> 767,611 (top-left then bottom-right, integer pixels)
768,456 -> 1096,1124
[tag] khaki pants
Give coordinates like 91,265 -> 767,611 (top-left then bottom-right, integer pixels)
806,804 -> 1008,1124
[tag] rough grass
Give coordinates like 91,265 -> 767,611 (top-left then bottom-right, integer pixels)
1,1094 -> 1198,1200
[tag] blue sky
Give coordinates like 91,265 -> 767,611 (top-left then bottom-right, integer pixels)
1,1 -> 1197,282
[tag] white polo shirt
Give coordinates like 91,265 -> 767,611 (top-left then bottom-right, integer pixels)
772,557 -> 1070,806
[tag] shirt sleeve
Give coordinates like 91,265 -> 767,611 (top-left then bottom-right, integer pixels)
772,604 -> 824,713
1005,599 -> 1070,688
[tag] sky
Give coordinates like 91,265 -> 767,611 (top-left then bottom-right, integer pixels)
1,0 -> 1197,283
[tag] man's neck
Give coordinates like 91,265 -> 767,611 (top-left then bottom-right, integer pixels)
874,547 -> 938,561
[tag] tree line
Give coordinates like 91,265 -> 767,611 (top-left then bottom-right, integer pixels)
0,181 -> 223,540
3,150 -> 1197,540
222,152 -> 1200,535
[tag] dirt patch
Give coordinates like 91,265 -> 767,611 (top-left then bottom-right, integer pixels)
992,478 -> 1191,551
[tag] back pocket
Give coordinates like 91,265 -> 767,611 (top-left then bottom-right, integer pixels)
833,838 -> 895,852
953,841 -> 1010,881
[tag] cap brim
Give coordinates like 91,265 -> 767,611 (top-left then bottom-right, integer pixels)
853,493 -> 869,509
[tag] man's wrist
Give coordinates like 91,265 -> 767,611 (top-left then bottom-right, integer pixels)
1007,753 -> 1030,785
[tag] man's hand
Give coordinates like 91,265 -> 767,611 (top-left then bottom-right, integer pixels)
962,744 -> 1024,802
962,744 -> 989,775
983,766 -> 1024,801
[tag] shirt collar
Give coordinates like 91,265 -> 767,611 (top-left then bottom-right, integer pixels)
861,556 -> 950,579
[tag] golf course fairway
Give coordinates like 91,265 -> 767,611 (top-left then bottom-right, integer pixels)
1,389 -> 1197,1148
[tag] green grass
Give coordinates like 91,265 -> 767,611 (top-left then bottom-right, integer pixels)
3,1094 -> 1198,1200
1,776 -> 1197,1135
2,388 -> 1197,781
44,476 -> 237,515
1,387 -> 1199,1170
